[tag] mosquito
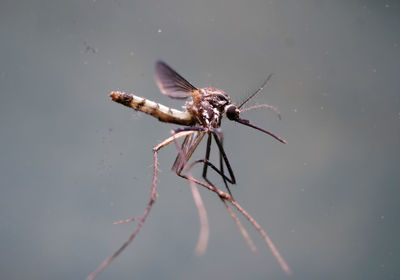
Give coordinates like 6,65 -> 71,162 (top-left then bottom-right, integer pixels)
87,61 -> 291,280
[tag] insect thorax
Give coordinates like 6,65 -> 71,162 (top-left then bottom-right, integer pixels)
186,87 -> 231,128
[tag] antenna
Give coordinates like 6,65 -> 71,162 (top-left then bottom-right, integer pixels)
238,73 -> 274,109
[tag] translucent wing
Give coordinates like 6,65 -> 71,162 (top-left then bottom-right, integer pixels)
155,61 -> 197,99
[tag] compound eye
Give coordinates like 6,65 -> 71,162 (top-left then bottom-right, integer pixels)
226,105 -> 239,120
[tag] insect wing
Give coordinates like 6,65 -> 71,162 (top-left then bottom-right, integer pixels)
155,61 -> 197,99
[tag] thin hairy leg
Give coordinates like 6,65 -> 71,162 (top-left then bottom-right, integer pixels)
171,130 -> 210,256
178,160 -> 292,276
185,157 -> 257,253
230,200 -> 292,276
220,198 -> 257,252
87,130 -> 196,280
200,132 -> 235,198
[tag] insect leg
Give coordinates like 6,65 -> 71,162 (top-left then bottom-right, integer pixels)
87,130 -> 196,280
194,133 -> 235,198
201,133 -> 213,185
170,133 -> 292,276
216,136 -> 234,198
169,129 -> 210,255
210,133 -> 235,183
172,138 -> 257,253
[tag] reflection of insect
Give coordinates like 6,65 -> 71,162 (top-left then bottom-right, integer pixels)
87,61 -> 291,279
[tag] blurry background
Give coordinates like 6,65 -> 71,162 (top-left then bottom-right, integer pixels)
1,0 -> 399,279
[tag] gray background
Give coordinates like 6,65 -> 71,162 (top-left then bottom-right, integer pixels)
1,0 -> 399,279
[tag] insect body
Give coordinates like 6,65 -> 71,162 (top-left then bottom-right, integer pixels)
155,61 -> 286,141
88,61 -> 291,280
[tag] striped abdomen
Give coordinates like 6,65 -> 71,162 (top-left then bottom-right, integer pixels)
110,91 -> 196,126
